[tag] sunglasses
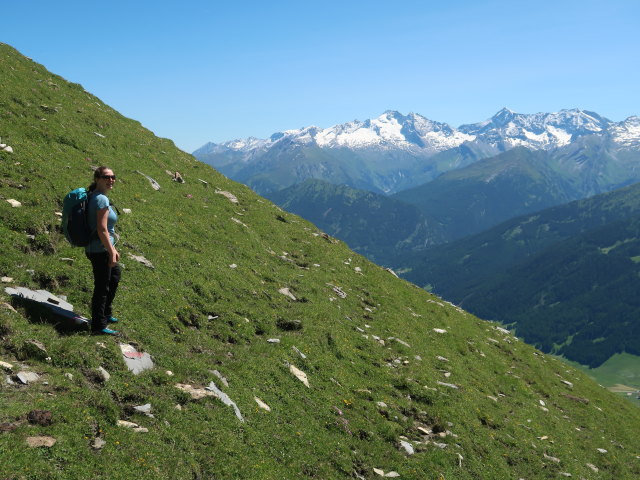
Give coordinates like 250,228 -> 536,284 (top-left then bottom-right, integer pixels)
100,175 -> 117,180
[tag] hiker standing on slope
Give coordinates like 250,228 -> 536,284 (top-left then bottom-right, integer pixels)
86,166 -> 121,335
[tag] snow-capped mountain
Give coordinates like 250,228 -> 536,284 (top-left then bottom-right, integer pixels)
193,108 -> 640,195
609,116 -> 640,149
458,108 -> 612,151
194,111 -> 474,158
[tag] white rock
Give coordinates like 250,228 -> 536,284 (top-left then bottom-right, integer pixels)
267,338 -> 281,344
0,361 -> 14,372
165,370 -> 174,376
436,356 -> 450,362
229,264 -> 238,269
373,468 -> 385,476
433,328 -> 447,334
91,437 -> 106,449
117,420 -> 139,429
127,253 -> 154,269
16,371 -> 40,384
376,401 -> 388,408
211,370 -> 229,387
96,366 -> 110,382
1,277 -> 13,283
122,208 -> 132,214
543,453 -> 560,463
597,448 -> 608,454
437,381 -> 459,389
206,381 -> 244,422
64,373 -> 73,380
385,473 -> 400,478
254,397 -> 271,411
6,199 -> 21,207
586,463 -> 599,472
215,190 -> 239,203
175,383 -> 217,400
278,287 -> 297,301
133,404 -> 152,415
292,346 -> 307,359
399,439 -> 414,455
2,146 -> 14,153
289,365 -> 310,388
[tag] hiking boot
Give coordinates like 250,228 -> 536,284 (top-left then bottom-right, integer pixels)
93,328 -> 119,336
108,317 -> 119,323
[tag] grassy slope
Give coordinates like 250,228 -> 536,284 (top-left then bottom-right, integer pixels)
1,43 -> 640,480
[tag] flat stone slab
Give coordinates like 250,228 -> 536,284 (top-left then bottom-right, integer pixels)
26,436 -> 56,448
4,287 -> 89,328
119,344 -> 154,375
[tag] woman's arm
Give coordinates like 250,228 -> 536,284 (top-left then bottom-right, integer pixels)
96,207 -> 119,267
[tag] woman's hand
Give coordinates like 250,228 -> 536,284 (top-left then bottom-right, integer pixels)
109,249 -> 120,267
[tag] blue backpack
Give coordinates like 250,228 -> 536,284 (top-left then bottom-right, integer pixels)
61,188 -> 94,247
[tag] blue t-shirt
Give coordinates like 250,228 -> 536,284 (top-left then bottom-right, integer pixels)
85,192 -> 118,253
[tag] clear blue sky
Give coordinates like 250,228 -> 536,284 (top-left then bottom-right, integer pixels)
3,0 -> 639,152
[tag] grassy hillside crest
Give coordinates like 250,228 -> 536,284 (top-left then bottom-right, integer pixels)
1,43 -> 640,479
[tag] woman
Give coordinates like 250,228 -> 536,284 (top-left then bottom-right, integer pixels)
86,166 -> 121,335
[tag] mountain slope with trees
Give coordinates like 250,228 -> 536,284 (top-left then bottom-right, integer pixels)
397,182 -> 640,367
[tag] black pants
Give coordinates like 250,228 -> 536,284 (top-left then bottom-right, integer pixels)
86,251 -> 121,331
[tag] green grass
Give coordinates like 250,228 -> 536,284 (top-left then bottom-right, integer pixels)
2,42 -> 640,479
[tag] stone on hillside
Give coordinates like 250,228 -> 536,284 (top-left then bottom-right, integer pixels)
94,132 -> 105,138
267,338 -> 281,344
329,284 -> 347,298
433,328 -> 447,334
175,383 -> 216,400
385,472 -> 400,478
289,365 -> 310,388
2,145 -> 14,153
597,448 -> 607,454
376,401 -> 388,409
373,468 -> 385,476
436,381 -> 459,389
91,437 -> 106,449
6,199 -> 21,207
206,381 -> 244,422
292,346 -> 307,359
95,365 -> 110,383
122,208 -> 132,214
586,463 -> 599,472
543,453 -> 561,463
229,263 -> 237,269
117,420 -> 138,429
1,276 -> 13,283
127,253 -> 154,269
231,217 -> 248,227
135,170 -> 160,190
390,337 -> 410,348
215,189 -> 239,203
0,360 -> 14,372
279,287 -> 297,301
64,373 -> 73,380
399,439 -> 415,455
26,436 -> 56,448
211,370 -> 229,387
384,268 -> 399,278
16,371 -> 40,384
119,343 -> 154,374
561,380 -> 574,388
436,356 -> 449,362
254,397 -> 271,411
